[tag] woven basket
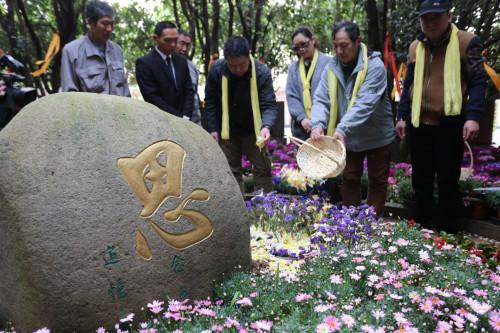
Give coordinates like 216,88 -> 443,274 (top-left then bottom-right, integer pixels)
290,136 -> 346,179
460,140 -> 474,181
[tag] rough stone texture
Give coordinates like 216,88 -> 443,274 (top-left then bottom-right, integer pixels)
0,92 -> 250,332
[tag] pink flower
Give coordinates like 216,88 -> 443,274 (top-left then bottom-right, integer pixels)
33,328 -> 51,333
323,316 -> 342,331
225,317 -> 241,328
147,300 -> 164,314
295,293 -> 313,302
250,291 -> 258,298
236,297 -> 253,307
341,314 -> 355,328
250,320 -> 273,332
473,288 -> 488,297
433,321 -> 452,333
120,313 -> 135,323
196,308 -> 216,317
96,328 -> 107,333
374,293 -> 385,300
211,324 -> 224,332
316,323 -> 331,333
489,311 -> 500,332
419,300 -> 433,313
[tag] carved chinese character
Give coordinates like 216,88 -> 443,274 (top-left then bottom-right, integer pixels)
101,245 -> 120,267
117,140 -> 214,258
108,278 -> 128,301
117,140 -> 185,218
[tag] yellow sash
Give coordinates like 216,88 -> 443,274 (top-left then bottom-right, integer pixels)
221,55 -> 264,148
412,24 -> 462,127
299,49 -> 319,118
326,43 -> 368,136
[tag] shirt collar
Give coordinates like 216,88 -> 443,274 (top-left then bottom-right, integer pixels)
83,35 -> 109,57
155,46 -> 172,61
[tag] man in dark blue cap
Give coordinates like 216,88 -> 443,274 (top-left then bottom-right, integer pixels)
395,0 -> 488,233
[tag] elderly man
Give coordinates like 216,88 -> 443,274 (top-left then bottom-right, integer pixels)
60,0 -> 130,96
176,30 -> 201,124
136,21 -> 194,119
204,36 -> 278,193
310,21 -> 395,216
396,0 -> 487,233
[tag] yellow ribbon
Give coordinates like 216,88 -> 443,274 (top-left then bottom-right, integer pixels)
32,32 -> 61,77
484,62 -> 500,91
391,62 -> 406,100
221,55 -> 264,148
298,49 -> 319,118
412,24 -> 461,128
326,43 -> 368,136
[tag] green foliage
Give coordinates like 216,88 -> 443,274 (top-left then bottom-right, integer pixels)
485,191 -> 500,209
397,177 -> 415,202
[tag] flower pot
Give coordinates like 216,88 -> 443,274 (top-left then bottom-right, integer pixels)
464,196 -> 490,220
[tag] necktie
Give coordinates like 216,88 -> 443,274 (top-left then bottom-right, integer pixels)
166,56 -> 177,88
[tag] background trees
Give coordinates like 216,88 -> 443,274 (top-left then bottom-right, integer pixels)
0,0 -> 498,93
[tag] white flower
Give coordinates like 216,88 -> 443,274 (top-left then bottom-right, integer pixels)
388,246 -> 397,253
349,273 -> 361,280
355,265 -> 366,271
372,309 -> 385,320
330,274 -> 343,284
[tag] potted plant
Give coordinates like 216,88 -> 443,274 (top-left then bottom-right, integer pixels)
485,191 -> 500,219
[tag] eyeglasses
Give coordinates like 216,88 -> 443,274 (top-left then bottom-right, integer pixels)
292,40 -> 311,52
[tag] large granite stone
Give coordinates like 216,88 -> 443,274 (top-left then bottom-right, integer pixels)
0,92 -> 250,332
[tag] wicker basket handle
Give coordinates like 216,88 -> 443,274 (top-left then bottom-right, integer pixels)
465,140 -> 473,170
288,135 -> 339,164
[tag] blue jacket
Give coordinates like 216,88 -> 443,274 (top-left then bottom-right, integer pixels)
311,49 -> 395,152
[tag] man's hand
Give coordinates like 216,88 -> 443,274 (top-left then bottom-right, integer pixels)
332,132 -> 345,145
463,120 -> 479,141
395,119 -> 406,140
260,127 -> 271,145
210,131 -> 219,141
0,80 -> 6,97
301,118 -> 311,132
310,127 -> 324,140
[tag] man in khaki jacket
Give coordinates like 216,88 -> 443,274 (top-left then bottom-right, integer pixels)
396,0 -> 487,233
60,0 -> 130,96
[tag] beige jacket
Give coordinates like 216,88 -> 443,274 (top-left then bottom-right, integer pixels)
60,35 -> 130,96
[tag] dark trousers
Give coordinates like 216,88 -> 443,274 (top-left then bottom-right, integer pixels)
407,117 -> 464,233
219,135 -> 273,193
342,142 -> 393,216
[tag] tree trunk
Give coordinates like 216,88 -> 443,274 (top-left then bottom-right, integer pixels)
236,0 -> 250,42
479,0 -> 499,43
227,0 -> 234,37
17,0 -> 43,58
364,0 -> 382,51
210,0 -> 220,54
53,0 -> 78,92
172,0 -> 181,28
251,0 -> 264,55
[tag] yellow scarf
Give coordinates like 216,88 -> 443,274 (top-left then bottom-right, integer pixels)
326,43 -> 368,136
299,49 -> 319,118
411,24 -> 462,127
221,55 -> 264,148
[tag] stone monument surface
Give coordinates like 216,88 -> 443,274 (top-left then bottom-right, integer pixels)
0,92 -> 250,332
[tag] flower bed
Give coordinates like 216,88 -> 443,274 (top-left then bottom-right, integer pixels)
7,195 -> 500,333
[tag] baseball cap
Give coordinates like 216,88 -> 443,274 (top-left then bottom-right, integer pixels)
418,0 -> 451,17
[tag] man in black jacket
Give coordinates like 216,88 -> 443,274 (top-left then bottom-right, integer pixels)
136,21 -> 194,119
204,36 -> 278,193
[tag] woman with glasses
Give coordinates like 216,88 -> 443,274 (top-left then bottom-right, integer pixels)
286,26 -> 331,140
